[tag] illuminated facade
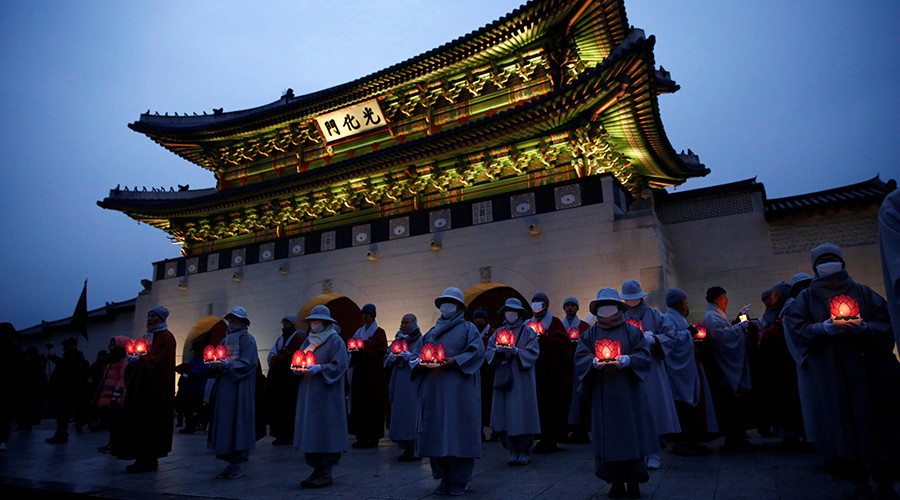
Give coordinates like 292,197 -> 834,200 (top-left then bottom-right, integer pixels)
96,0 -> 891,366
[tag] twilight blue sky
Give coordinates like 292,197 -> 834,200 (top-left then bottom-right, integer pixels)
1,0 -> 898,330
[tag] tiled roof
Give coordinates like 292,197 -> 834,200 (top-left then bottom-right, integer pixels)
17,298 -> 137,336
765,176 -> 895,216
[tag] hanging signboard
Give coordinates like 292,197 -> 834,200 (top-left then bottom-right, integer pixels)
315,98 -> 387,143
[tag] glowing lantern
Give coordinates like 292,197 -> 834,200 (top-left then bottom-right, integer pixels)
347,338 -> 364,351
203,345 -> 217,363
626,319 -> 643,332
595,338 -> 621,363
566,327 -> 581,341
496,329 -> 516,347
390,339 -> 409,354
830,294 -> 860,322
692,322 -> 707,340
126,339 -> 148,356
526,320 -> 545,336
420,342 -> 446,365
291,350 -> 316,371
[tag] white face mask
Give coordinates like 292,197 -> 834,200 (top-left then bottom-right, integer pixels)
439,303 -> 458,318
595,305 -> 619,318
309,320 -> 324,333
504,311 -> 519,323
816,262 -> 842,277
531,302 -> 545,313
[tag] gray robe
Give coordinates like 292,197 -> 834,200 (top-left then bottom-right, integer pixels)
411,312 -> 485,459
702,304 -> 751,396
207,329 -> 258,456
384,334 -> 422,442
486,322 -> 541,437
879,188 -> 900,351
624,303 -> 681,435
783,273 -> 900,468
575,321 -> 658,462
293,329 -> 350,454
664,309 -> 718,433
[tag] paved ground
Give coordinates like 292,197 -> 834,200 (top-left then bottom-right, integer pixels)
0,422 -> 892,499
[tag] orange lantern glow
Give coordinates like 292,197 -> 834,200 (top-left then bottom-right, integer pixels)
566,327 -> 581,341
203,345 -> 217,363
496,329 -> 516,347
526,320 -> 545,336
348,338 -> 364,351
830,294 -> 860,322
125,339 -> 136,355
595,338 -> 621,363
692,322 -> 707,340
126,339 -> 148,356
626,319 -> 643,332
390,339 -> 409,354
291,350 -> 316,371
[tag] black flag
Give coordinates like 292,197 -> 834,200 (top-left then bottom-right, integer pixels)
72,279 -> 88,340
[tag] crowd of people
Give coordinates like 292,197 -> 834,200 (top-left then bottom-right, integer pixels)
1,239 -> 898,499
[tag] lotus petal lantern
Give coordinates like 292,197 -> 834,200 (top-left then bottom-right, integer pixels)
626,319 -> 643,332
595,338 -> 621,363
390,339 -> 409,354
496,329 -> 515,347
830,294 -> 860,322
566,327 -> 581,341
692,322 -> 707,339
203,345 -> 217,363
291,350 -> 316,371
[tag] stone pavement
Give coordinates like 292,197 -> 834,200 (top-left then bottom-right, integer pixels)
0,422 -> 891,499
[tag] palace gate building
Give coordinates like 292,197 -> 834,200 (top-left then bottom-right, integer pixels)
96,0 -> 893,367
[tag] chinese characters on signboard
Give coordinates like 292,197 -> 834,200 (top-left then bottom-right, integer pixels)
315,99 -> 387,143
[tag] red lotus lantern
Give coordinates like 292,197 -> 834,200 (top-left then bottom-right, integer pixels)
830,294 -> 860,322
390,339 -> 409,354
203,345 -> 218,363
214,344 -> 228,361
496,329 -> 516,347
347,338 -> 364,351
692,322 -> 707,340
526,320 -> 545,336
626,319 -> 643,332
595,338 -> 621,363
420,342 -> 446,365
126,339 -> 148,356
566,327 -> 581,341
291,350 -> 316,371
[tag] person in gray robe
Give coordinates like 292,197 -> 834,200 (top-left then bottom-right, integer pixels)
879,187 -> 900,351
411,287 -> 485,496
383,313 -> 422,461
783,243 -> 900,498
208,306 -> 259,479
576,288 -> 657,499
620,279 -> 680,470
663,288 -> 717,456
292,305 -> 350,489
781,273 -> 819,444
486,298 -> 540,466
702,286 -> 755,451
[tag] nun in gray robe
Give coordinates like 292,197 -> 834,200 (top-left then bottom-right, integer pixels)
663,290 -> 718,452
783,243 -> 900,492
208,307 -> 259,479
486,298 -> 540,465
293,305 -> 349,489
411,287 -> 485,496
576,288 -> 657,498
383,313 -> 422,461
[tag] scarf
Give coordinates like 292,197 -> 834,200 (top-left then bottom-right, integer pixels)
623,299 -> 649,320
354,320 -> 380,341
432,310 -> 465,339
562,315 -> 582,329
810,269 -> 854,302
306,324 -> 338,352
395,326 -> 422,344
595,310 -> 625,329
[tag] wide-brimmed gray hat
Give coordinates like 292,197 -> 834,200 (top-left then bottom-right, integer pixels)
498,298 -> 526,313
589,288 -> 623,315
224,306 -> 250,324
435,287 -> 466,310
620,279 -> 648,301
305,305 -> 335,323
